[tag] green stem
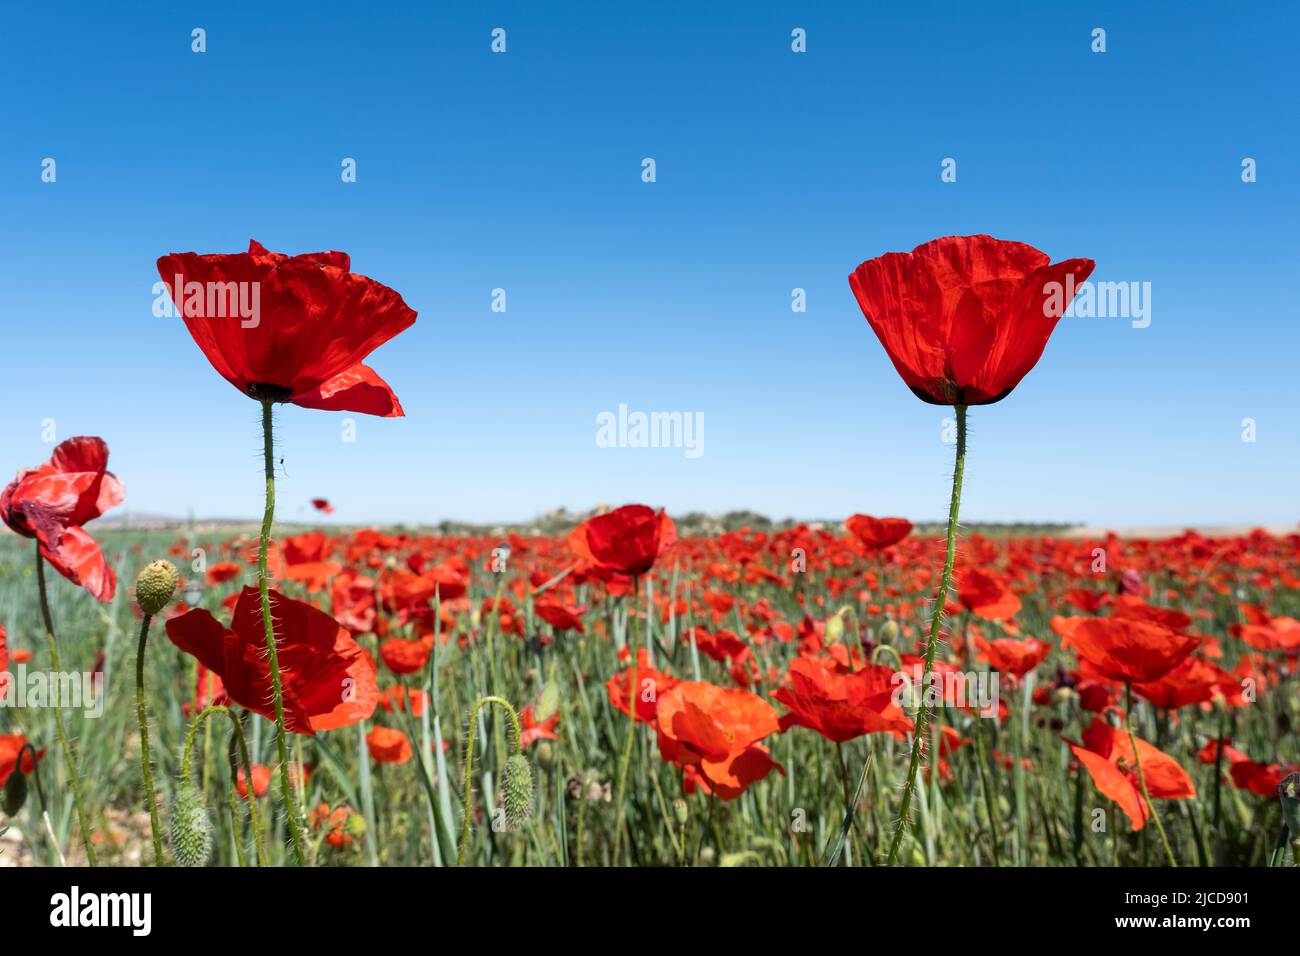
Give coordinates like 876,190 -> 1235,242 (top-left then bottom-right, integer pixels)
457,695 -> 523,866
258,400 -> 307,866
611,589 -> 639,863
135,612 -> 163,865
886,403 -> 966,866
36,551 -> 97,866
1125,684 -> 1178,866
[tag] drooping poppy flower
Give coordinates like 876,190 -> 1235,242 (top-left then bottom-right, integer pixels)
844,515 -> 912,551
156,240 -> 417,416
773,655 -> 912,741
311,498 -> 335,514
1067,717 -> 1195,831
848,235 -> 1095,405
235,763 -> 272,798
1056,616 -> 1200,684
568,505 -> 677,578
0,735 -> 43,787
366,726 -> 413,765
165,586 -> 378,734
1,436 -> 124,601
654,681 -> 783,800
974,635 -> 1050,678
957,566 -> 1021,621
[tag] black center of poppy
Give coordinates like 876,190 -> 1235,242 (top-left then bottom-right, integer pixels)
247,382 -> 294,402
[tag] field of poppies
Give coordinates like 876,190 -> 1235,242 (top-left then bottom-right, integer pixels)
1,235 -> 1297,869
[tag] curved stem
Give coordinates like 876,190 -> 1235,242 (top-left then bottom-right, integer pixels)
35,551 -> 96,866
135,612 -> 164,865
886,404 -> 966,866
183,704 -> 267,866
1125,684 -> 1178,866
456,695 -> 523,866
257,400 -> 307,866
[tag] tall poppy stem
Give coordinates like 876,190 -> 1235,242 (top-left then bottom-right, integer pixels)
135,612 -> 163,865
886,404 -> 966,866
258,400 -> 307,866
456,695 -> 523,866
35,551 -> 97,867
1125,684 -> 1178,866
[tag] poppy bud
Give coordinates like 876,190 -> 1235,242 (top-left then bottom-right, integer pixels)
136,560 -> 179,615
169,783 -> 213,867
825,611 -> 846,644
502,753 -> 534,831
2,769 -> 27,816
673,798 -> 688,827
877,618 -> 900,645
536,680 -> 561,723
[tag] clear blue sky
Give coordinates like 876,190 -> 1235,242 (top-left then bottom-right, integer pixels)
2,2 -> 1296,526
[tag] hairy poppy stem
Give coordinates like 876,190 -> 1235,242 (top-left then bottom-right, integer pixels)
457,695 -> 523,866
886,404 -> 966,866
35,551 -> 96,866
612,586 -> 639,863
135,612 -> 163,865
258,400 -> 307,866
183,704 -> 267,866
1125,684 -> 1178,866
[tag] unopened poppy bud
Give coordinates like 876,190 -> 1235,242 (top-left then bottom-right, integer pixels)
2,768 -> 28,816
502,753 -> 534,830
698,846 -> 715,865
136,560 -> 178,616
169,783 -> 212,867
877,618 -> 900,645
825,611 -> 845,644
673,798 -> 688,826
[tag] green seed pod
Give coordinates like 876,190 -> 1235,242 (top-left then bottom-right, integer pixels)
535,741 -> 555,772
672,798 -> 688,827
169,783 -> 212,867
2,769 -> 28,816
502,753 -> 534,831
136,560 -> 179,616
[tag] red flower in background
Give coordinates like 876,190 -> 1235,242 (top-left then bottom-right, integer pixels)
534,598 -> 586,633
156,240 -> 417,416
166,586 -> 377,734
773,656 -> 912,742
1058,616 -> 1200,684
312,498 -> 335,514
1067,717 -> 1194,831
958,567 -> 1022,621
654,681 -> 783,800
848,235 -> 1095,405
519,703 -> 560,747
1,437 -> 124,601
844,514 -> 912,551
974,635 -> 1049,678
569,505 -> 676,578
607,649 -> 679,723
0,735 -> 43,788
366,726 -> 413,765
236,764 -> 272,798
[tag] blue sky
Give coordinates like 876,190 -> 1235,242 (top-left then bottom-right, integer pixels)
2,2 -> 1296,527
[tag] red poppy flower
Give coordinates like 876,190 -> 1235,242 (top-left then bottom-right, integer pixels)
773,655 -> 912,741
1230,759 -> 1295,797
206,561 -> 243,585
974,635 -> 1049,678
606,649 -> 679,723
1,436 -> 124,601
844,515 -> 912,551
1067,717 -> 1195,831
535,599 -> 585,633
519,702 -> 560,747
378,636 -> 433,675
1057,616 -> 1200,684
377,685 -> 428,717
165,585 -> 378,734
366,726 -> 413,765
958,567 -> 1022,621
156,240 -> 416,416
235,763 -> 272,798
0,734 -> 43,788
654,681 -> 783,800
1131,655 -> 1230,710
848,235 -> 1095,405
311,498 -> 335,514
568,505 -> 677,578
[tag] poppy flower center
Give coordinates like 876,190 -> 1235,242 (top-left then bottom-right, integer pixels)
247,382 -> 294,403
